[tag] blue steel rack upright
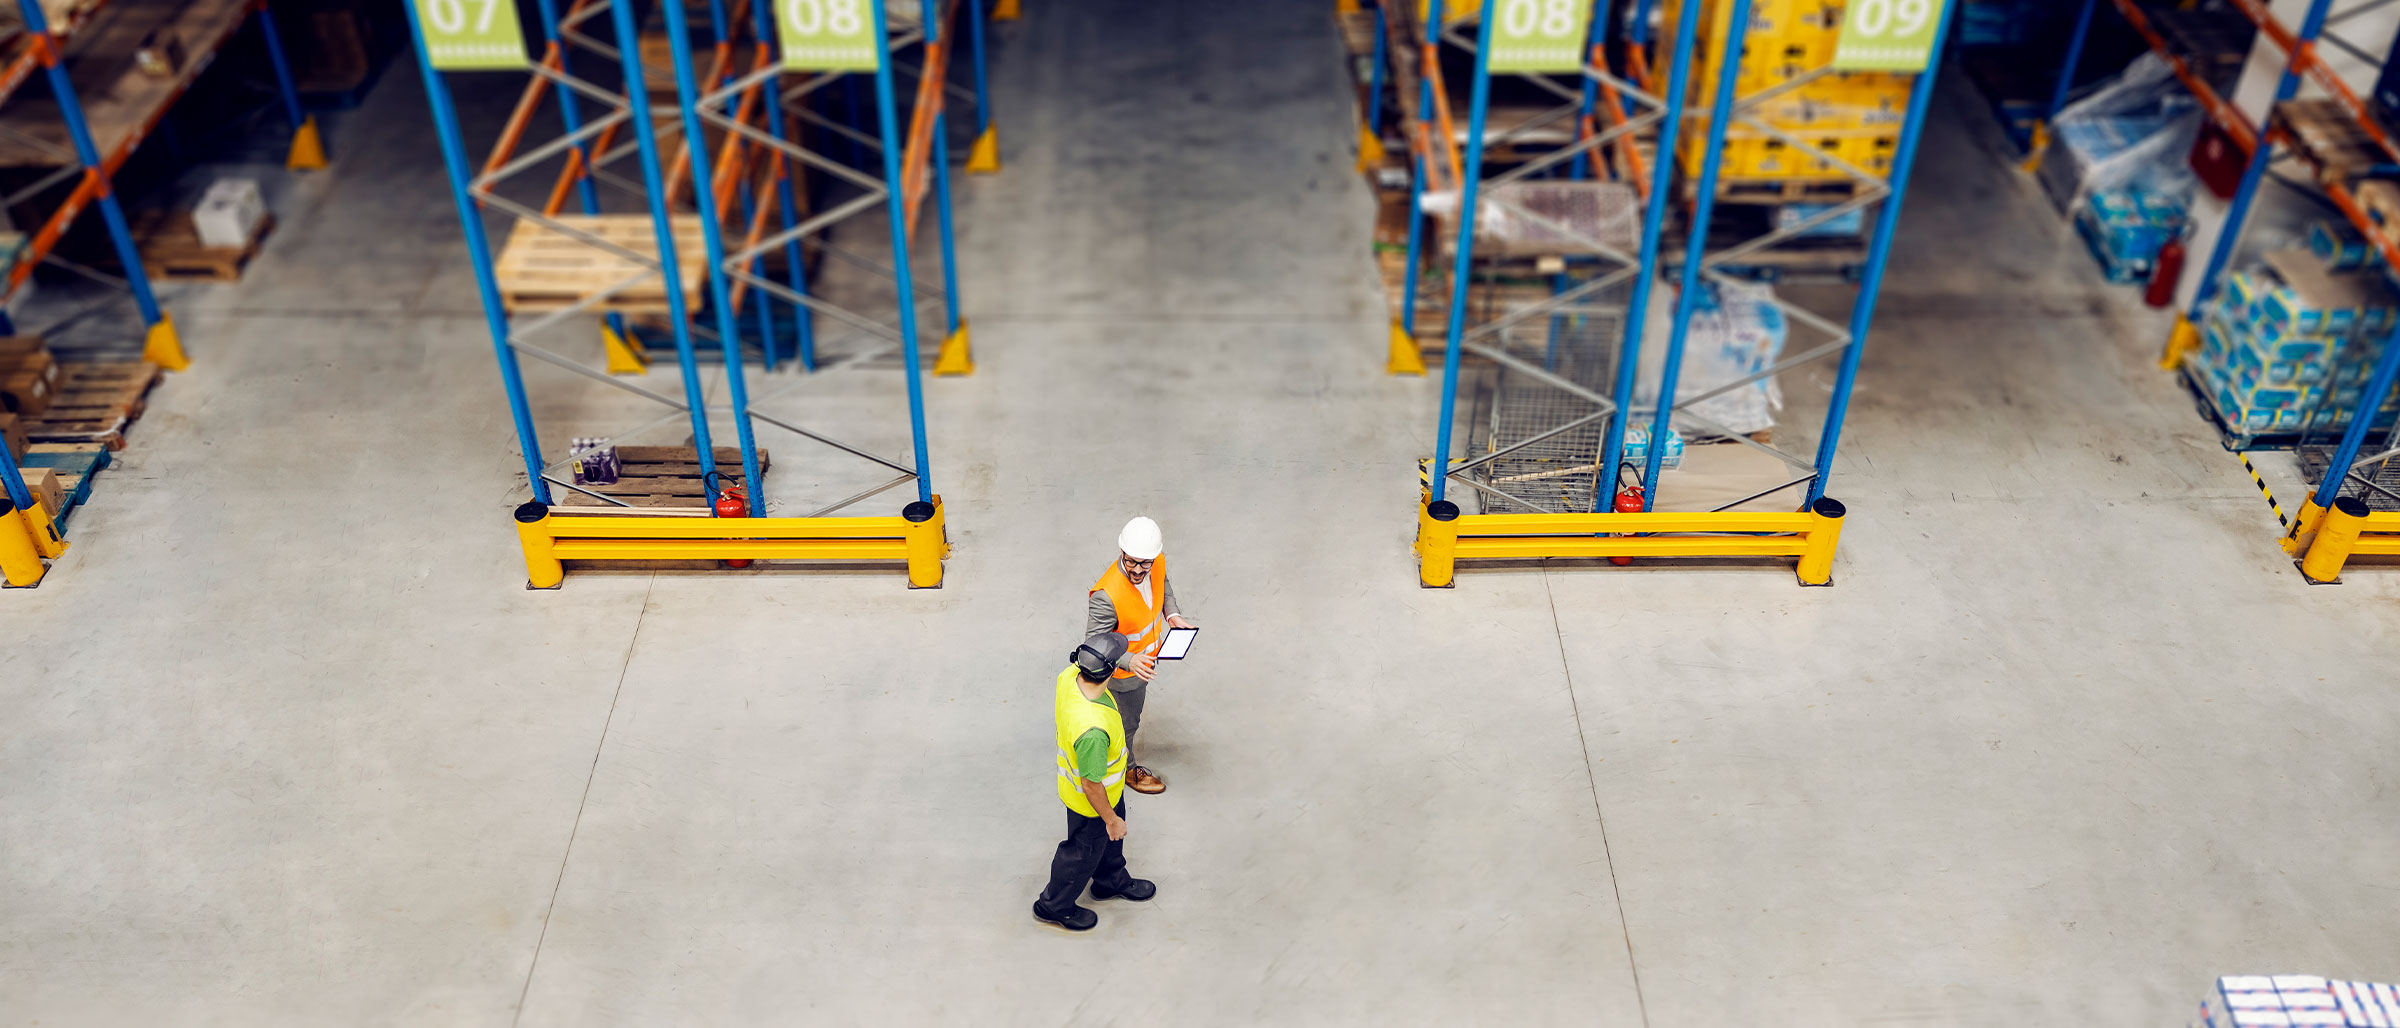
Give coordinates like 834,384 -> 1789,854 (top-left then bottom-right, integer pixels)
1410,0 -> 1960,586
2088,0 -> 2400,580
0,0 -> 327,588
403,0 -> 965,589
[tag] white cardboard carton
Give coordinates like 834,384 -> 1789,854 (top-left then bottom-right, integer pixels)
192,178 -> 265,249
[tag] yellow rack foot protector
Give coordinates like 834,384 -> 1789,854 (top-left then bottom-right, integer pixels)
935,323 -> 975,376
1415,500 -> 1459,588
2283,498 -> 2327,556
2298,497 -> 2371,583
143,314 -> 190,371
602,324 -> 650,375
515,503 -> 565,590
1794,497 -> 1846,586
0,499 -> 64,587
1386,321 -> 1426,375
287,116 -> 328,171
2159,313 -> 2198,370
2016,122 -> 2048,174
1356,126 -> 1386,174
965,126 -> 1001,174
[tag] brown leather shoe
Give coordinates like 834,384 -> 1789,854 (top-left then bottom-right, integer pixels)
1126,765 -> 1166,794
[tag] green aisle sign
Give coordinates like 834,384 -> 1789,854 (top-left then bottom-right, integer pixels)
1486,0 -> 1592,73
414,0 -> 527,70
778,0 -> 882,71
1832,0 -> 1949,71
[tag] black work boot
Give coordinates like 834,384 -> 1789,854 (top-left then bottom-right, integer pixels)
1032,899 -> 1098,931
1090,877 -> 1156,902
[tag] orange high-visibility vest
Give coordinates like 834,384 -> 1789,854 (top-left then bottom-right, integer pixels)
1092,558 -> 1166,680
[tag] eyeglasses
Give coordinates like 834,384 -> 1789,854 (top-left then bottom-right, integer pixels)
1121,556 -> 1155,568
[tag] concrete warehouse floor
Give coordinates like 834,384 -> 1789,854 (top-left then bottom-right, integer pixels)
3,1 -> 2397,1024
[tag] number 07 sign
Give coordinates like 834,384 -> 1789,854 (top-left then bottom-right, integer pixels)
777,0 -> 881,71
413,0 -> 527,70
1832,0 -> 1950,71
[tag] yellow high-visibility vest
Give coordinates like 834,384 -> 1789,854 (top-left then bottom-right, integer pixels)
1053,665 -> 1126,815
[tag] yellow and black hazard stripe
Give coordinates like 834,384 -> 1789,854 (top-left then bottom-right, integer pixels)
2239,452 -> 2289,529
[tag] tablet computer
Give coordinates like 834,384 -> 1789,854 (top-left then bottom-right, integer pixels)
1158,626 -> 1199,660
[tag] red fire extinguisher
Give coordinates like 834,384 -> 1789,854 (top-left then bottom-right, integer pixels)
1610,466 -> 1645,567
2145,235 -> 2186,309
708,471 -> 751,569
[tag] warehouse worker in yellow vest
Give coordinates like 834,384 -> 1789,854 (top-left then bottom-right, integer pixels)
1087,516 -> 1193,795
1033,632 -> 1158,932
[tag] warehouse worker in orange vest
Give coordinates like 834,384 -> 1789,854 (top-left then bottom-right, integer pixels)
1087,516 -> 1193,795
1033,631 -> 1157,932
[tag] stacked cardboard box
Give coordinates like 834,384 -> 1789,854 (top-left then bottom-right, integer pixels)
2194,248 -> 2399,435
2192,975 -> 2400,1027
2073,185 -> 2186,283
0,336 -> 57,448
0,336 -> 57,461
2308,219 -> 2382,272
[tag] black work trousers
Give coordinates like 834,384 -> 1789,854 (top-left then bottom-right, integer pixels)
1037,798 -> 1129,911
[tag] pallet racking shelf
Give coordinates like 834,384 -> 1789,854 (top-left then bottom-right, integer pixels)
0,0 -> 326,588
2058,0 -> 2400,578
407,0 -> 989,589
1400,0 -> 1957,586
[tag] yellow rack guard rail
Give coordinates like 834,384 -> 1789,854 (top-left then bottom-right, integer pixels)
1414,497 -> 1847,587
514,497 -> 949,589
2287,496 -> 2400,583
0,494 -> 68,588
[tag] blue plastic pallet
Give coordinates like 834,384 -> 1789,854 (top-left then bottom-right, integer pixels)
18,443 -> 111,534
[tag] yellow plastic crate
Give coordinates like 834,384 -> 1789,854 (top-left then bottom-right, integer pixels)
1652,0 -> 1914,185
1696,126 -> 1898,181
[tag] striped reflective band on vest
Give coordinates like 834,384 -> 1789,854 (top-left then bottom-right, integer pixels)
1054,761 -> 1126,787
1093,557 -> 1166,678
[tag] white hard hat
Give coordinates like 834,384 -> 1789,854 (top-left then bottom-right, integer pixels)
1117,516 -> 1163,560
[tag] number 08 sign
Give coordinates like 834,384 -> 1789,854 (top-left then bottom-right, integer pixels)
1486,0 -> 1593,73
778,0 -> 881,71
1832,0 -> 1950,71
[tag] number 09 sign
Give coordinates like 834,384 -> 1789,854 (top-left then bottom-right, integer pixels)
414,0 -> 527,70
777,0 -> 881,71
1831,0 -> 1950,72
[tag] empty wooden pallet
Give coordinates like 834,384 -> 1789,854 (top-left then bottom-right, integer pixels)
495,215 -> 707,314
24,360 -> 161,449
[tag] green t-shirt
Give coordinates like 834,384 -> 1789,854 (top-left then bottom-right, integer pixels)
1073,690 -> 1117,781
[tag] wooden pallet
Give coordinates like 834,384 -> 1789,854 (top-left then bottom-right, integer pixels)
2278,98 -> 2383,185
559,444 -> 771,508
18,442 -> 110,530
22,360 -> 161,449
133,209 -> 275,282
0,0 -> 254,169
637,33 -> 707,92
495,215 -> 707,314
1705,178 -> 1864,203
1336,9 -> 1376,55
